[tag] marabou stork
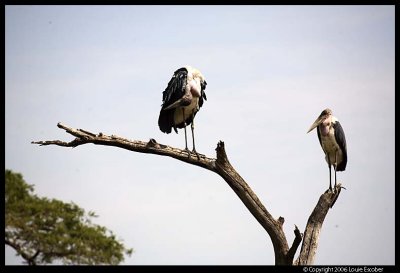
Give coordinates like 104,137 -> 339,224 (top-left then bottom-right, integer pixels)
158,66 -> 207,158
307,108 -> 347,192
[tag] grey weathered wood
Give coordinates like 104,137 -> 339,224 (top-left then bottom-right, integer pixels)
296,187 -> 343,265
32,122 -> 342,265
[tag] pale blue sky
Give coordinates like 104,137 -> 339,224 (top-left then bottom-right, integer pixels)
5,5 -> 394,265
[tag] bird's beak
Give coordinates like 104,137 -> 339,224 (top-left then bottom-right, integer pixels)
163,99 -> 182,110
307,116 -> 324,133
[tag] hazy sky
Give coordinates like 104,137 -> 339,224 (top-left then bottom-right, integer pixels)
5,5 -> 394,265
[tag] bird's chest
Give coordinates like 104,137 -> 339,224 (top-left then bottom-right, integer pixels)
320,127 -> 339,153
320,127 -> 343,165
173,97 -> 199,125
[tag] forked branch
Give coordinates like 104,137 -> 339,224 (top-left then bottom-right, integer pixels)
32,123 -> 342,265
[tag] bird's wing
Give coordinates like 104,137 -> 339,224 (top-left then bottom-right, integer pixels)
161,68 -> 188,110
333,121 -> 347,171
198,80 -> 207,108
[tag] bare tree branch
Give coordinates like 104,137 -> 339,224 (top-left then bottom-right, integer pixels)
214,141 -> 292,264
295,186 -> 343,265
287,225 -> 303,263
32,123 -> 216,171
32,122 -> 342,265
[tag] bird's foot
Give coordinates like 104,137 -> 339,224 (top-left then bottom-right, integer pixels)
334,183 -> 347,191
325,186 -> 334,194
192,149 -> 201,160
184,148 -> 192,158
183,148 -> 202,160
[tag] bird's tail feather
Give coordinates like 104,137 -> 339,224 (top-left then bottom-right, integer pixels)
158,109 -> 174,134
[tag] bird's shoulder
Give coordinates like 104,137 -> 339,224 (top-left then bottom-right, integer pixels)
332,120 -> 347,150
162,68 -> 188,104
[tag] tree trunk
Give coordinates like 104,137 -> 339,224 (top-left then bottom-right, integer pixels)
32,123 -> 343,265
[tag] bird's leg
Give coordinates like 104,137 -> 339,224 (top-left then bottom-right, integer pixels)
190,111 -> 200,160
182,109 -> 190,157
327,157 -> 332,192
334,151 -> 338,190
334,167 -> 337,193
184,125 -> 189,151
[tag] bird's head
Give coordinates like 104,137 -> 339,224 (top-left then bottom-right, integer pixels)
307,108 -> 333,133
184,65 -> 206,84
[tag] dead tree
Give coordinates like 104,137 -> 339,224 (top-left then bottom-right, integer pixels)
32,122 -> 343,265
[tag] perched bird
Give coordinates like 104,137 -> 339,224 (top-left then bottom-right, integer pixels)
158,66 -> 207,158
307,108 -> 347,192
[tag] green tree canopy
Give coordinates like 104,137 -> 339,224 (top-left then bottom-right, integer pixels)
5,169 -> 133,265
